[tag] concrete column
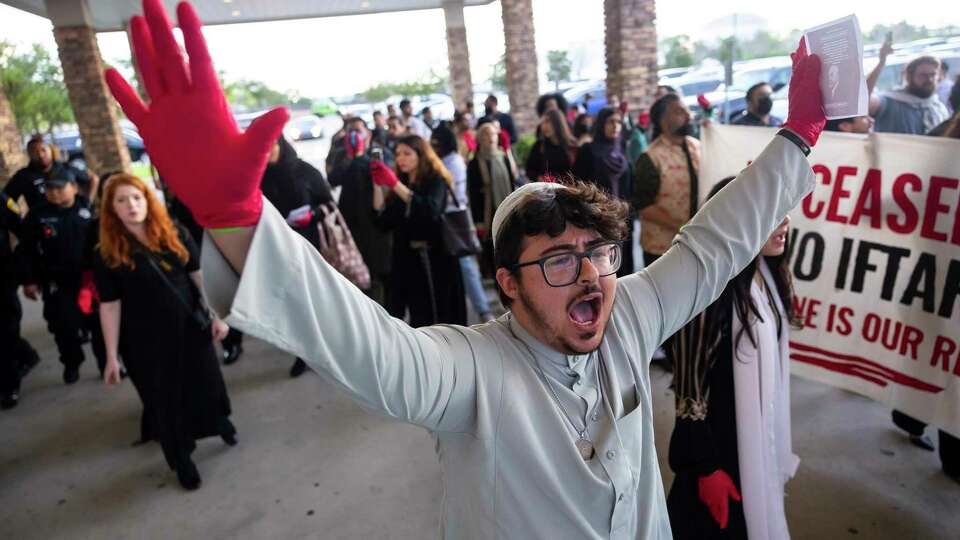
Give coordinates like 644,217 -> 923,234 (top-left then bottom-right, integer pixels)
52,25 -> 131,175
499,0 -> 539,135
0,77 -> 27,183
443,0 -> 473,112
46,0 -> 130,175
604,0 -> 658,113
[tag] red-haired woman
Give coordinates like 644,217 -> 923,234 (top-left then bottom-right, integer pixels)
95,173 -> 236,491
371,135 -> 467,327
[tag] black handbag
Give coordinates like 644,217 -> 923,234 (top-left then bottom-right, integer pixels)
440,183 -> 482,257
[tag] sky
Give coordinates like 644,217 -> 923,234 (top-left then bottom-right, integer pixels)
0,0 -> 956,98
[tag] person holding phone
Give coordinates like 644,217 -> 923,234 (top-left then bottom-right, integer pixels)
327,129 -> 394,307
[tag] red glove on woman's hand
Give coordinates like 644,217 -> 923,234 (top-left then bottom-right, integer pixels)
369,160 -> 399,189
104,0 -> 288,229
698,469 -> 742,529
783,37 -> 826,147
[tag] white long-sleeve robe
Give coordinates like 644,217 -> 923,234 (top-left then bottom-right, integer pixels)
200,135 -> 814,539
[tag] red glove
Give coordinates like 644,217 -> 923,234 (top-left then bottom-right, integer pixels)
286,205 -> 314,228
498,129 -> 512,151
697,94 -> 713,112
637,111 -> 651,129
783,37 -> 826,147
104,0 -> 288,229
463,131 -> 477,153
369,160 -> 399,188
698,469 -> 742,529
77,271 -> 98,315
344,130 -> 365,157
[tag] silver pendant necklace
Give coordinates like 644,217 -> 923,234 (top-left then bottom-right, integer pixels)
510,323 -> 604,461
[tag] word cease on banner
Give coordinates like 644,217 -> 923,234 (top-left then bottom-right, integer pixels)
701,124 -> 960,437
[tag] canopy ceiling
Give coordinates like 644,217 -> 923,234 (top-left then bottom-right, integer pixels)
3,0 -> 493,31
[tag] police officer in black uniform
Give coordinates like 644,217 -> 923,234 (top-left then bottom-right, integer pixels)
17,167 -> 95,384
0,193 -> 40,409
4,137 -> 98,211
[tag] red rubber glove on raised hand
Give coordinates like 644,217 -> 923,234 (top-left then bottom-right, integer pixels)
369,160 -> 399,189
344,130 -> 365,158
698,469 -> 742,529
783,37 -> 826,147
103,0 -> 288,229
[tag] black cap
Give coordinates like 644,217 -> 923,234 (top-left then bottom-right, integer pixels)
45,166 -> 77,188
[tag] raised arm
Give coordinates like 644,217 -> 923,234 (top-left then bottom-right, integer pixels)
618,38 -> 824,348
867,36 -> 894,116
104,0 -> 478,432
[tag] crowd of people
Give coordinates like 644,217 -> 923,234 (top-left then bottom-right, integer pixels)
2,3 -> 957,535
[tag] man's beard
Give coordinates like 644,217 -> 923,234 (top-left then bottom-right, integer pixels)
516,284 -> 604,355
909,83 -> 935,99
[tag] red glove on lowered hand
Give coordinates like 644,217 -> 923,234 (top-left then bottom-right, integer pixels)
698,469 -> 742,529
104,0 -> 288,229
77,270 -> 98,315
369,160 -> 399,188
783,37 -> 826,147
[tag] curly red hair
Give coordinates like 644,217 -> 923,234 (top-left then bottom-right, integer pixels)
99,173 -> 189,269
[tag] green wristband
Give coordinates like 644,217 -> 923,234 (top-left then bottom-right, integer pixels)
210,226 -> 246,234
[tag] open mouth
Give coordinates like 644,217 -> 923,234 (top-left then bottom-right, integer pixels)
568,292 -> 602,329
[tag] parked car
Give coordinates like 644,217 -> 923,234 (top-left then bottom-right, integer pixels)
311,98 -> 338,117
563,81 -> 607,115
687,56 -> 792,122
284,114 -> 324,141
47,127 -> 147,168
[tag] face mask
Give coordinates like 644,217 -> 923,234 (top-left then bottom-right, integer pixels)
673,123 -> 693,137
757,96 -> 774,115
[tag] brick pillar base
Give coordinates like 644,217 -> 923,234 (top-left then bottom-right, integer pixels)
500,0 -> 539,135
53,25 -> 131,175
444,1 -> 474,112
604,0 -> 658,114
0,79 -> 27,183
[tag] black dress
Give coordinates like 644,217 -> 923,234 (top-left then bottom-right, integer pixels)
666,304 -> 747,539
376,173 -> 466,327
93,228 -> 234,471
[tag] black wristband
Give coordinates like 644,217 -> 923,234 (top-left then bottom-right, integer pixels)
777,128 -> 811,156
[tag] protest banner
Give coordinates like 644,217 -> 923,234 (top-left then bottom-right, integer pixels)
701,124 -> 960,436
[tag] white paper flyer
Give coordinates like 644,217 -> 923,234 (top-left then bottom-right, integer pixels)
804,15 -> 869,119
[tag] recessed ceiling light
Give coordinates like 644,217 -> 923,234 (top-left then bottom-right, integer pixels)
223,0 -> 233,3
231,9 -> 240,16
360,1 -> 370,7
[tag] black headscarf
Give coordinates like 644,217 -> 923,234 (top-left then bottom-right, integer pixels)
588,107 -> 628,197
260,136 -> 331,218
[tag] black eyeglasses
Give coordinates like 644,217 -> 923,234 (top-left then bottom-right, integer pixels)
510,241 -> 622,287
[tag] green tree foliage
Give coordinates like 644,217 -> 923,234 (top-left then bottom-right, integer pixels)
490,54 -> 508,92
671,21 -> 958,69
223,78 -> 289,110
661,35 -> 695,68
0,41 -> 74,135
360,74 -> 447,103
547,50 -> 572,90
